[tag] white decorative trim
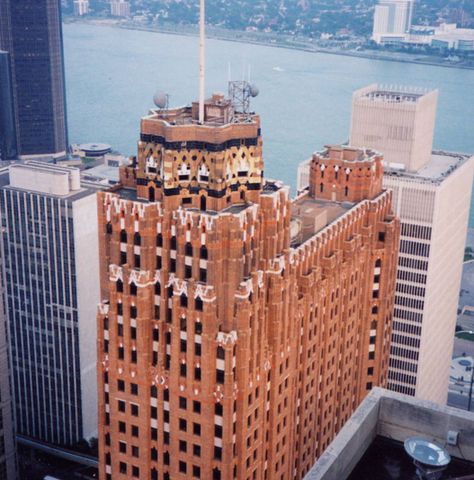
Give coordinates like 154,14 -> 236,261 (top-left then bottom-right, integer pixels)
216,331 -> 238,346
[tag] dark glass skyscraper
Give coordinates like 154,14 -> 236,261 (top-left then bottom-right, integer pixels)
0,0 -> 68,159
0,51 -> 17,160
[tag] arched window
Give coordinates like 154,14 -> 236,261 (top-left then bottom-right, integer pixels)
116,279 -> 123,293
134,232 -> 141,246
130,283 -> 137,296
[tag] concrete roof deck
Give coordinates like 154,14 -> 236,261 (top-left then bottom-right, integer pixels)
385,150 -> 471,183
305,387 -> 474,480
291,194 -> 354,245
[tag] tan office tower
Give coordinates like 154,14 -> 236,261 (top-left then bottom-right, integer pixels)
96,88 -> 400,480
350,84 -> 474,404
350,84 -> 438,172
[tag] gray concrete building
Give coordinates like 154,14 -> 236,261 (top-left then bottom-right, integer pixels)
0,162 -> 101,446
0,274 -> 17,479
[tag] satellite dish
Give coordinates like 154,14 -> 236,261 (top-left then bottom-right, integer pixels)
249,84 -> 259,98
404,437 -> 451,480
153,91 -> 168,109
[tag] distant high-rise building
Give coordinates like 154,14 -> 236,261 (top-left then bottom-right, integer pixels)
110,0 -> 130,17
372,0 -> 415,44
74,0 -> 90,16
0,0 -> 68,160
0,277 -> 17,479
0,163 -> 101,445
350,84 -> 438,172
96,89 -> 399,480
350,84 -> 474,404
0,51 -> 17,160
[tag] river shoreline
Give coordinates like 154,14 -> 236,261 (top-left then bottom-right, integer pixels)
64,17 -> 474,71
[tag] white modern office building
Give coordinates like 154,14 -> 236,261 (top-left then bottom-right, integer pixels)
110,0 -> 130,17
0,162 -> 102,445
74,0 -> 90,16
372,0 -> 415,44
350,85 -> 474,404
350,84 -> 438,172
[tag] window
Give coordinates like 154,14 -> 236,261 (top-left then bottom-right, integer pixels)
185,243 -> 193,256
214,446 -> 222,460
132,425 -> 139,437
200,246 -> 208,259
131,404 -> 139,416
179,462 -> 187,474
179,440 -> 187,453
195,297 -> 203,311
132,446 -> 139,458
180,364 -> 187,377
118,400 -> 125,412
193,401 -> 201,414
193,465 -> 201,478
180,294 -> 188,308
120,230 -> 127,242
134,232 -> 141,246
119,441 -> 126,453
119,421 -> 126,433
119,462 -> 127,474
200,269 -> 207,283
132,466 -> 140,478
130,283 -> 137,296
118,380 -> 125,391
179,397 -> 187,410
186,265 -> 193,279
215,403 -> 223,416
193,444 -> 201,457
215,425 -> 223,438
131,383 -> 138,395
179,419 -> 187,431
216,370 -> 224,384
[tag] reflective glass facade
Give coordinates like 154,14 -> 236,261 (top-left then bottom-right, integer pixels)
0,0 -> 68,158
0,51 -> 17,160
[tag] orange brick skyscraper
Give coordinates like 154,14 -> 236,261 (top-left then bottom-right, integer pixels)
96,91 -> 400,480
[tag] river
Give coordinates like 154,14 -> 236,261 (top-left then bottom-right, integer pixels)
63,23 -> 474,221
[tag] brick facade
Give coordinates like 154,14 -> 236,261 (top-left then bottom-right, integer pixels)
97,96 -> 399,480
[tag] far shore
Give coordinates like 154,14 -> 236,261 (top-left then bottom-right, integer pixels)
64,17 -> 474,71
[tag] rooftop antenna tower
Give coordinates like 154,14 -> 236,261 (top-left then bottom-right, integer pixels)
199,0 -> 205,124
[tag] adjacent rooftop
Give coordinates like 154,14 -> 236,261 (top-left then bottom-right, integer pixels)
305,387 -> 474,480
385,151 -> 472,183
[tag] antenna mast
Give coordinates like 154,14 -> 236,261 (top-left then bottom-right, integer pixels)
199,0 -> 205,124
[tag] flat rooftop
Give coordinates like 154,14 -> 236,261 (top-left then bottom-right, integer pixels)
354,84 -> 436,105
0,162 -> 101,201
385,150 -> 472,183
347,436 -> 474,480
305,387 -> 474,480
291,194 -> 354,246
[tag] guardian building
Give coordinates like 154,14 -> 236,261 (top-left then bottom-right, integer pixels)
96,87 -> 399,480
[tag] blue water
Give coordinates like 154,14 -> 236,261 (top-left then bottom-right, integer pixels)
64,23 -> 474,217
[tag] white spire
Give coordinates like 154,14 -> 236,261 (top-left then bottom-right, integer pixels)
199,0 -> 205,124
